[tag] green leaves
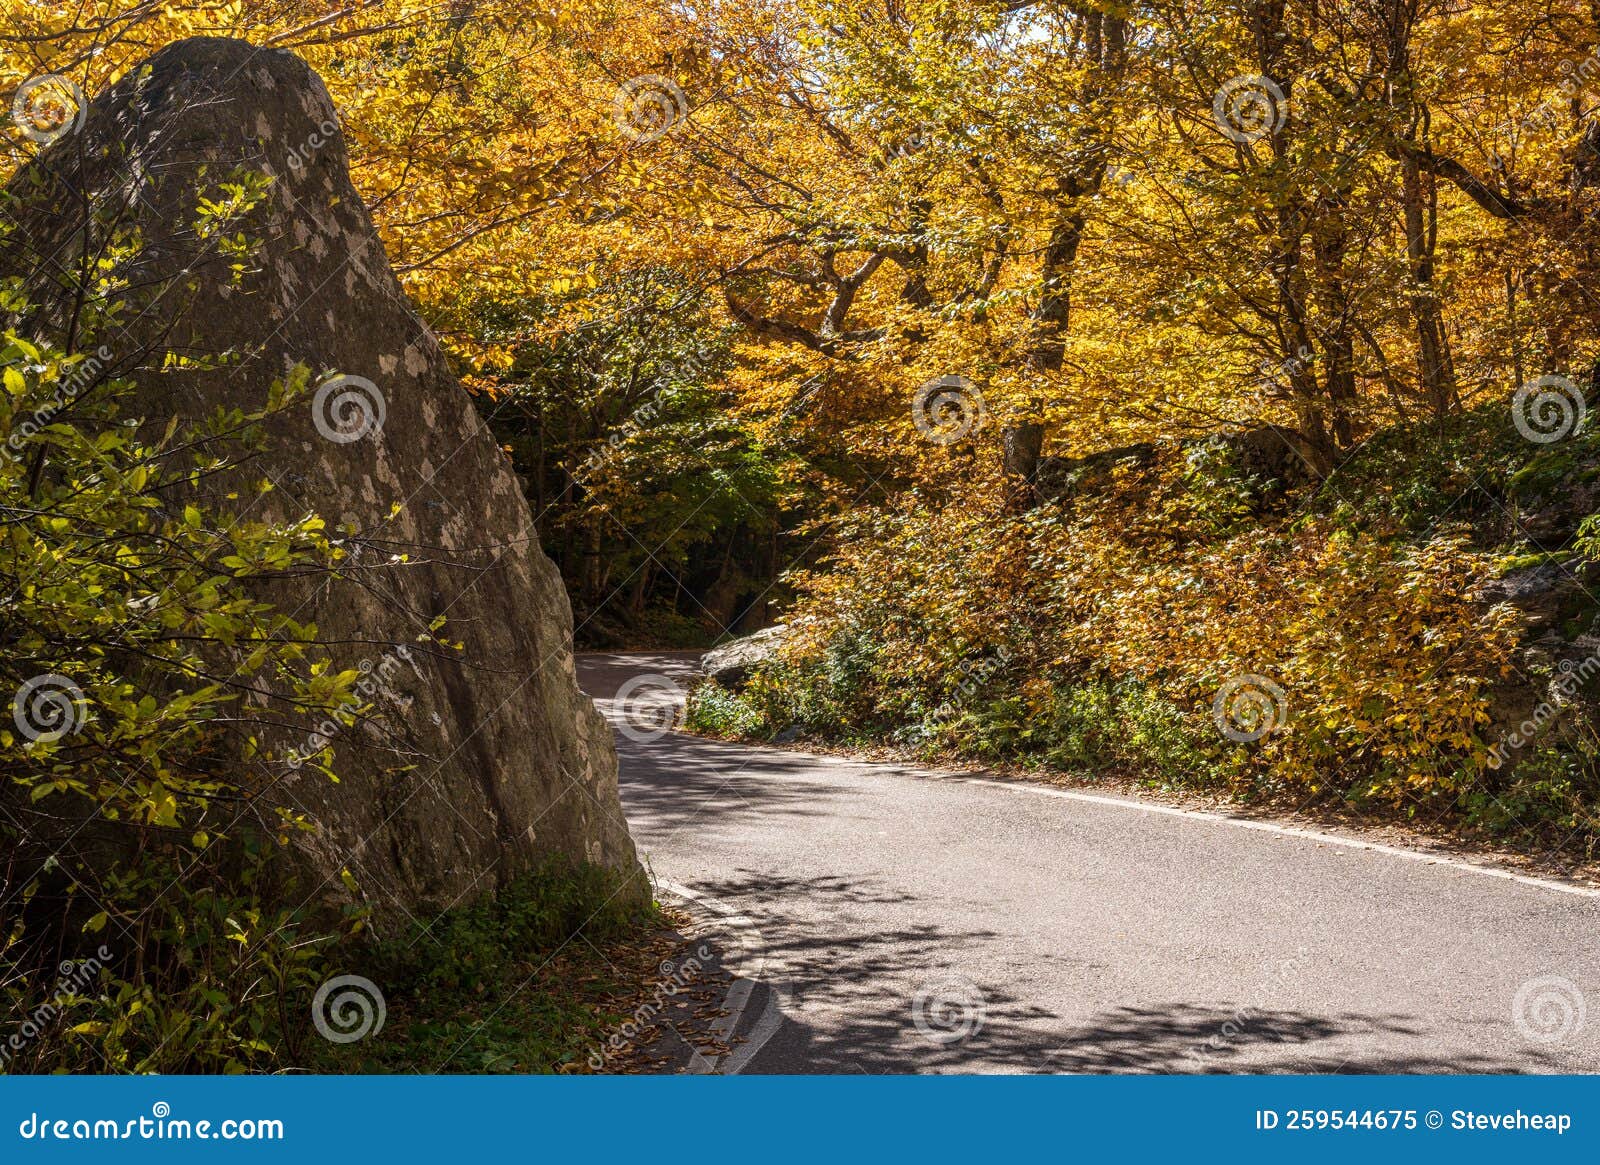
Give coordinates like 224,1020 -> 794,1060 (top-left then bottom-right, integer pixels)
0,302 -> 352,1072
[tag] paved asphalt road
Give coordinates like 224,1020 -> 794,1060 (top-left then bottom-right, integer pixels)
578,651 -> 1600,1074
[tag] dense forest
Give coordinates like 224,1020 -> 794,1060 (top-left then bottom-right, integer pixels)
15,2 -> 1596,629
5,0 -> 1600,1071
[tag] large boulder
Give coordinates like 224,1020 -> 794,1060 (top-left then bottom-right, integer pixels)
0,38 -> 642,916
701,625 -> 789,690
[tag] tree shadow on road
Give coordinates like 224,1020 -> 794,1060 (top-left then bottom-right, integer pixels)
1043,1003 -> 1538,1074
617,737 -> 862,832
670,871 -> 1553,1075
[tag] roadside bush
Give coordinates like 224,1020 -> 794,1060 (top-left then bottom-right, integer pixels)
0,187 -> 367,1071
0,319 -> 363,1068
684,681 -> 768,739
705,445 -> 1545,835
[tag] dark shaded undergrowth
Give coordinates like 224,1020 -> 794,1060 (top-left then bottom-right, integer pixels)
687,403 -> 1600,859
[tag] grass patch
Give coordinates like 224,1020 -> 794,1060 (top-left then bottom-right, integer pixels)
308,861 -> 664,1074
684,679 -> 768,738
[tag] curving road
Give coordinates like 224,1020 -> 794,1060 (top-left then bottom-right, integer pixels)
578,651 -> 1600,1074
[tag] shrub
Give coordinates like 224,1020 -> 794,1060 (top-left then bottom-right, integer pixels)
720,449 -> 1536,832
0,187 -> 364,1072
313,861 -> 659,1074
684,681 -> 767,739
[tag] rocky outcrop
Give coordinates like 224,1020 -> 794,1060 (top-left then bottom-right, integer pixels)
1034,425 -> 1319,508
701,625 -> 789,690
1475,427 -> 1600,765
0,38 -> 642,916
1034,442 -> 1159,506
1503,435 -> 1600,546
1476,556 -> 1600,763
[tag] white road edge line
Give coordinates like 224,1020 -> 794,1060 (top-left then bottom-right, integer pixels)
660,723 -> 1600,900
849,760 -> 1600,901
654,878 -> 793,1073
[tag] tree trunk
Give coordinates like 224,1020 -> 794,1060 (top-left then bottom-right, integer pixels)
1002,421 -> 1044,509
1255,0 -> 1335,474
1401,153 -> 1457,416
1310,187 -> 1359,448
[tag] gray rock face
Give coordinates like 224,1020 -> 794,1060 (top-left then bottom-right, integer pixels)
701,625 -> 789,690
1034,442 -> 1158,505
1503,437 -> 1600,547
0,38 -> 642,916
1034,425 -> 1319,508
1476,558 -> 1600,766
